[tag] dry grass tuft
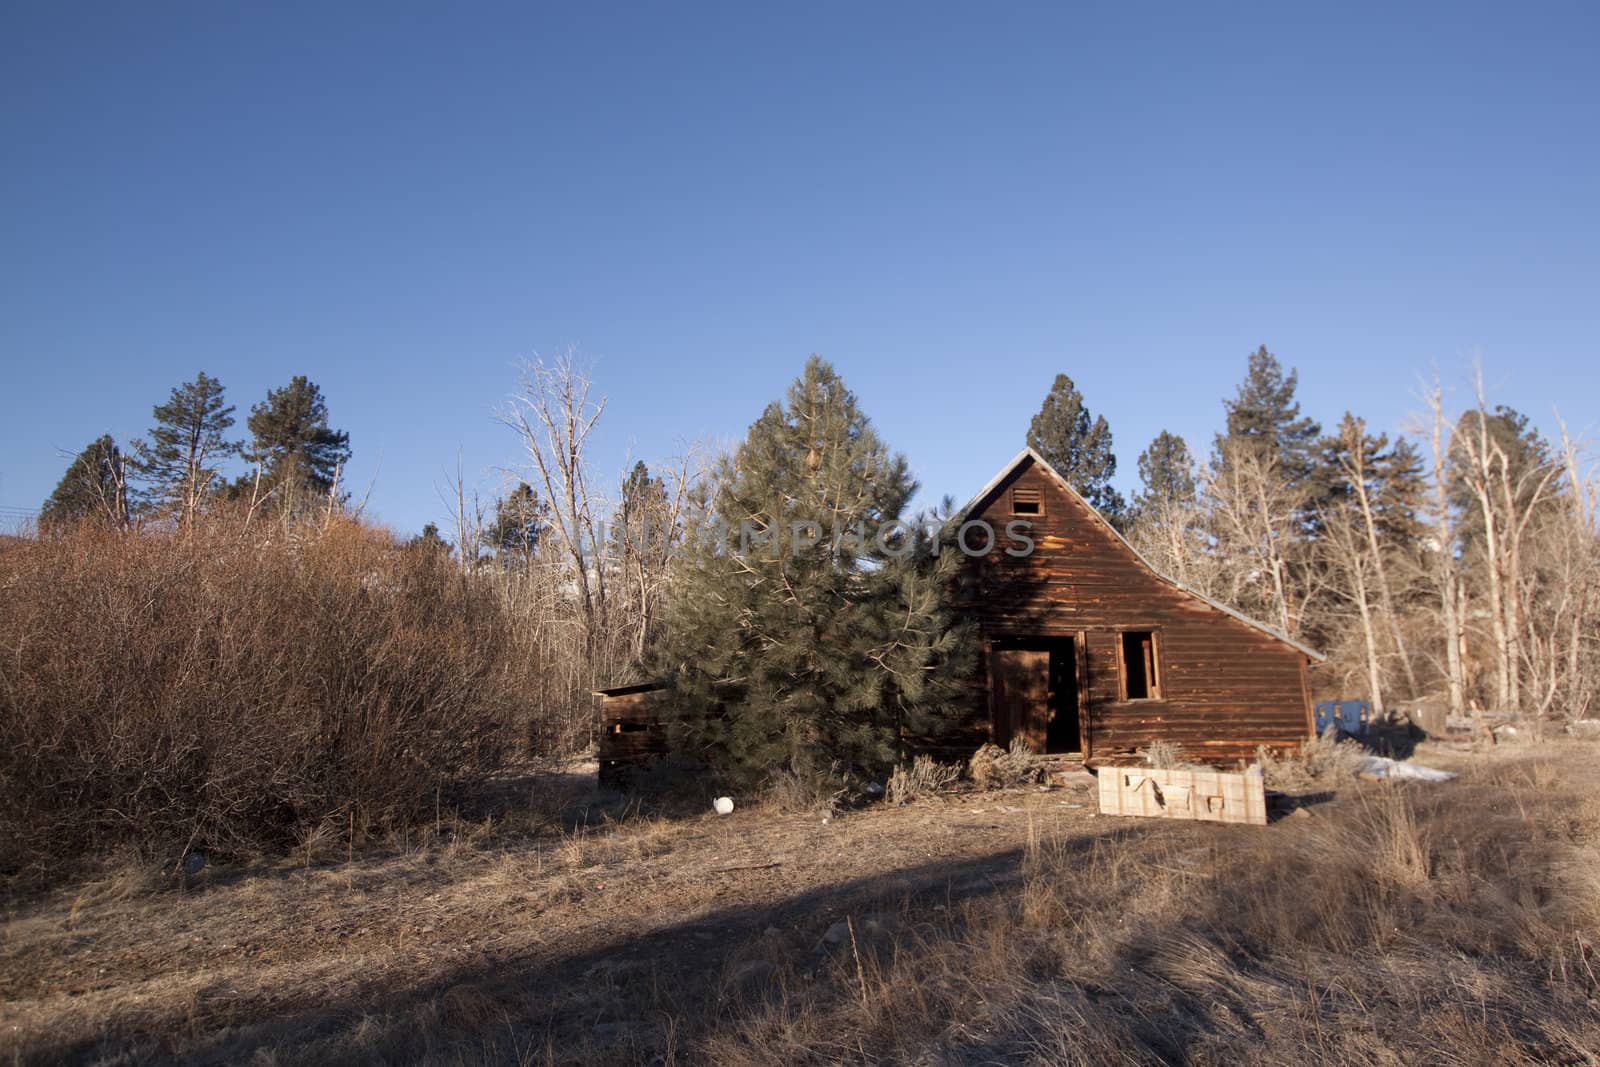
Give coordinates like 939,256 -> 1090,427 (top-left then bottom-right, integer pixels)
885,755 -> 960,806
1256,727 -> 1368,789
968,738 -> 1045,789
763,768 -> 846,817
1138,738 -> 1198,769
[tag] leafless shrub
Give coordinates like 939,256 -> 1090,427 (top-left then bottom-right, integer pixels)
885,755 -> 960,805
0,512 -> 544,887
1255,728 -> 1367,789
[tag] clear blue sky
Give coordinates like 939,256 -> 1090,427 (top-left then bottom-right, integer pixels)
3,1 -> 1596,536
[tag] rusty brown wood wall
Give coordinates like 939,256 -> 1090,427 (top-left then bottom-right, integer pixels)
596,688 -> 671,786
953,455 -> 1314,766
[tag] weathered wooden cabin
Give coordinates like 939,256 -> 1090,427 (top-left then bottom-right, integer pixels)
595,448 -> 1320,783
951,448 -> 1319,766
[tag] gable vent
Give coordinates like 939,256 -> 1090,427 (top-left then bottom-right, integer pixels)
1010,487 -> 1042,515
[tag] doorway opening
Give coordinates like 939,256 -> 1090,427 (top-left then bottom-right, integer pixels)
990,636 -> 1081,755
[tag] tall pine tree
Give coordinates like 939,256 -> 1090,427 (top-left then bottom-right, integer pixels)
40,435 -> 130,531
1026,373 -> 1125,522
1214,345 -> 1323,490
1132,431 -> 1197,516
242,376 -> 352,514
132,372 -> 239,524
482,482 -> 546,566
653,357 -> 974,789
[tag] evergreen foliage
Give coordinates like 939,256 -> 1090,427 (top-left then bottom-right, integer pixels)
1322,413 -> 1426,552
483,482 -> 545,565
1132,431 -> 1197,516
614,461 -> 670,562
40,435 -> 130,531
1215,345 -> 1323,490
409,522 -> 452,555
242,376 -> 352,512
132,372 -> 238,521
1025,373 -> 1126,522
1448,404 -> 1560,572
653,357 -> 975,789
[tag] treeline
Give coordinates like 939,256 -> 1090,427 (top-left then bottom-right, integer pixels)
39,373 -> 352,530
1030,347 -> 1597,730
5,347 -> 1594,883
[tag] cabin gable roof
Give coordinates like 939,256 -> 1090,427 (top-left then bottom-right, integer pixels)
956,448 -> 1324,662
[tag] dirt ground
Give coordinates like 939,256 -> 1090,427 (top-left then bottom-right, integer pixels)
0,741 -> 1586,1065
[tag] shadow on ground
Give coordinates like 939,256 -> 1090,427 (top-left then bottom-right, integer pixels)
35,825 -> 1155,1065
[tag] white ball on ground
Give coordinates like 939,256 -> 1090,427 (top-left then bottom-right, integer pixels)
713,796 -> 734,815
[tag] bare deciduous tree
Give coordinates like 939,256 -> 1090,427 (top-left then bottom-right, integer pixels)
1202,439 -> 1315,638
500,350 -> 611,655
1419,376 -> 1469,724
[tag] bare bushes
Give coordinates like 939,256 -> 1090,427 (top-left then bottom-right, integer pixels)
885,755 -> 960,805
764,768 -> 848,817
1255,727 -> 1367,789
0,516 -> 537,884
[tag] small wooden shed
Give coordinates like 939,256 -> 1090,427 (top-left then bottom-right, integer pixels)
594,682 -> 671,788
951,448 -> 1321,766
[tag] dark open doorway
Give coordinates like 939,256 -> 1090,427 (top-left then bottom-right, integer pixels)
990,636 -> 1081,755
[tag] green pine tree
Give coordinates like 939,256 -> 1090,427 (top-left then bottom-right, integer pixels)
132,372 -> 238,523
1214,345 -> 1323,489
1449,405 -> 1554,542
1132,431 -> 1197,517
1321,414 -> 1426,552
40,435 -> 130,531
482,482 -> 545,566
241,376 -> 352,514
613,461 -> 676,661
409,522 -> 453,556
653,357 -> 975,790
1025,373 -> 1126,523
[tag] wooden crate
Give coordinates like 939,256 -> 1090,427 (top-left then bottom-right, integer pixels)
1097,765 -> 1266,826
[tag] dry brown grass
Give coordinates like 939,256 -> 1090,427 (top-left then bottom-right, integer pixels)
1256,726 -> 1370,789
706,746 -> 1600,1066
885,755 -> 961,806
968,738 -> 1046,789
1138,738 -> 1199,769
3,742 -> 1597,1066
